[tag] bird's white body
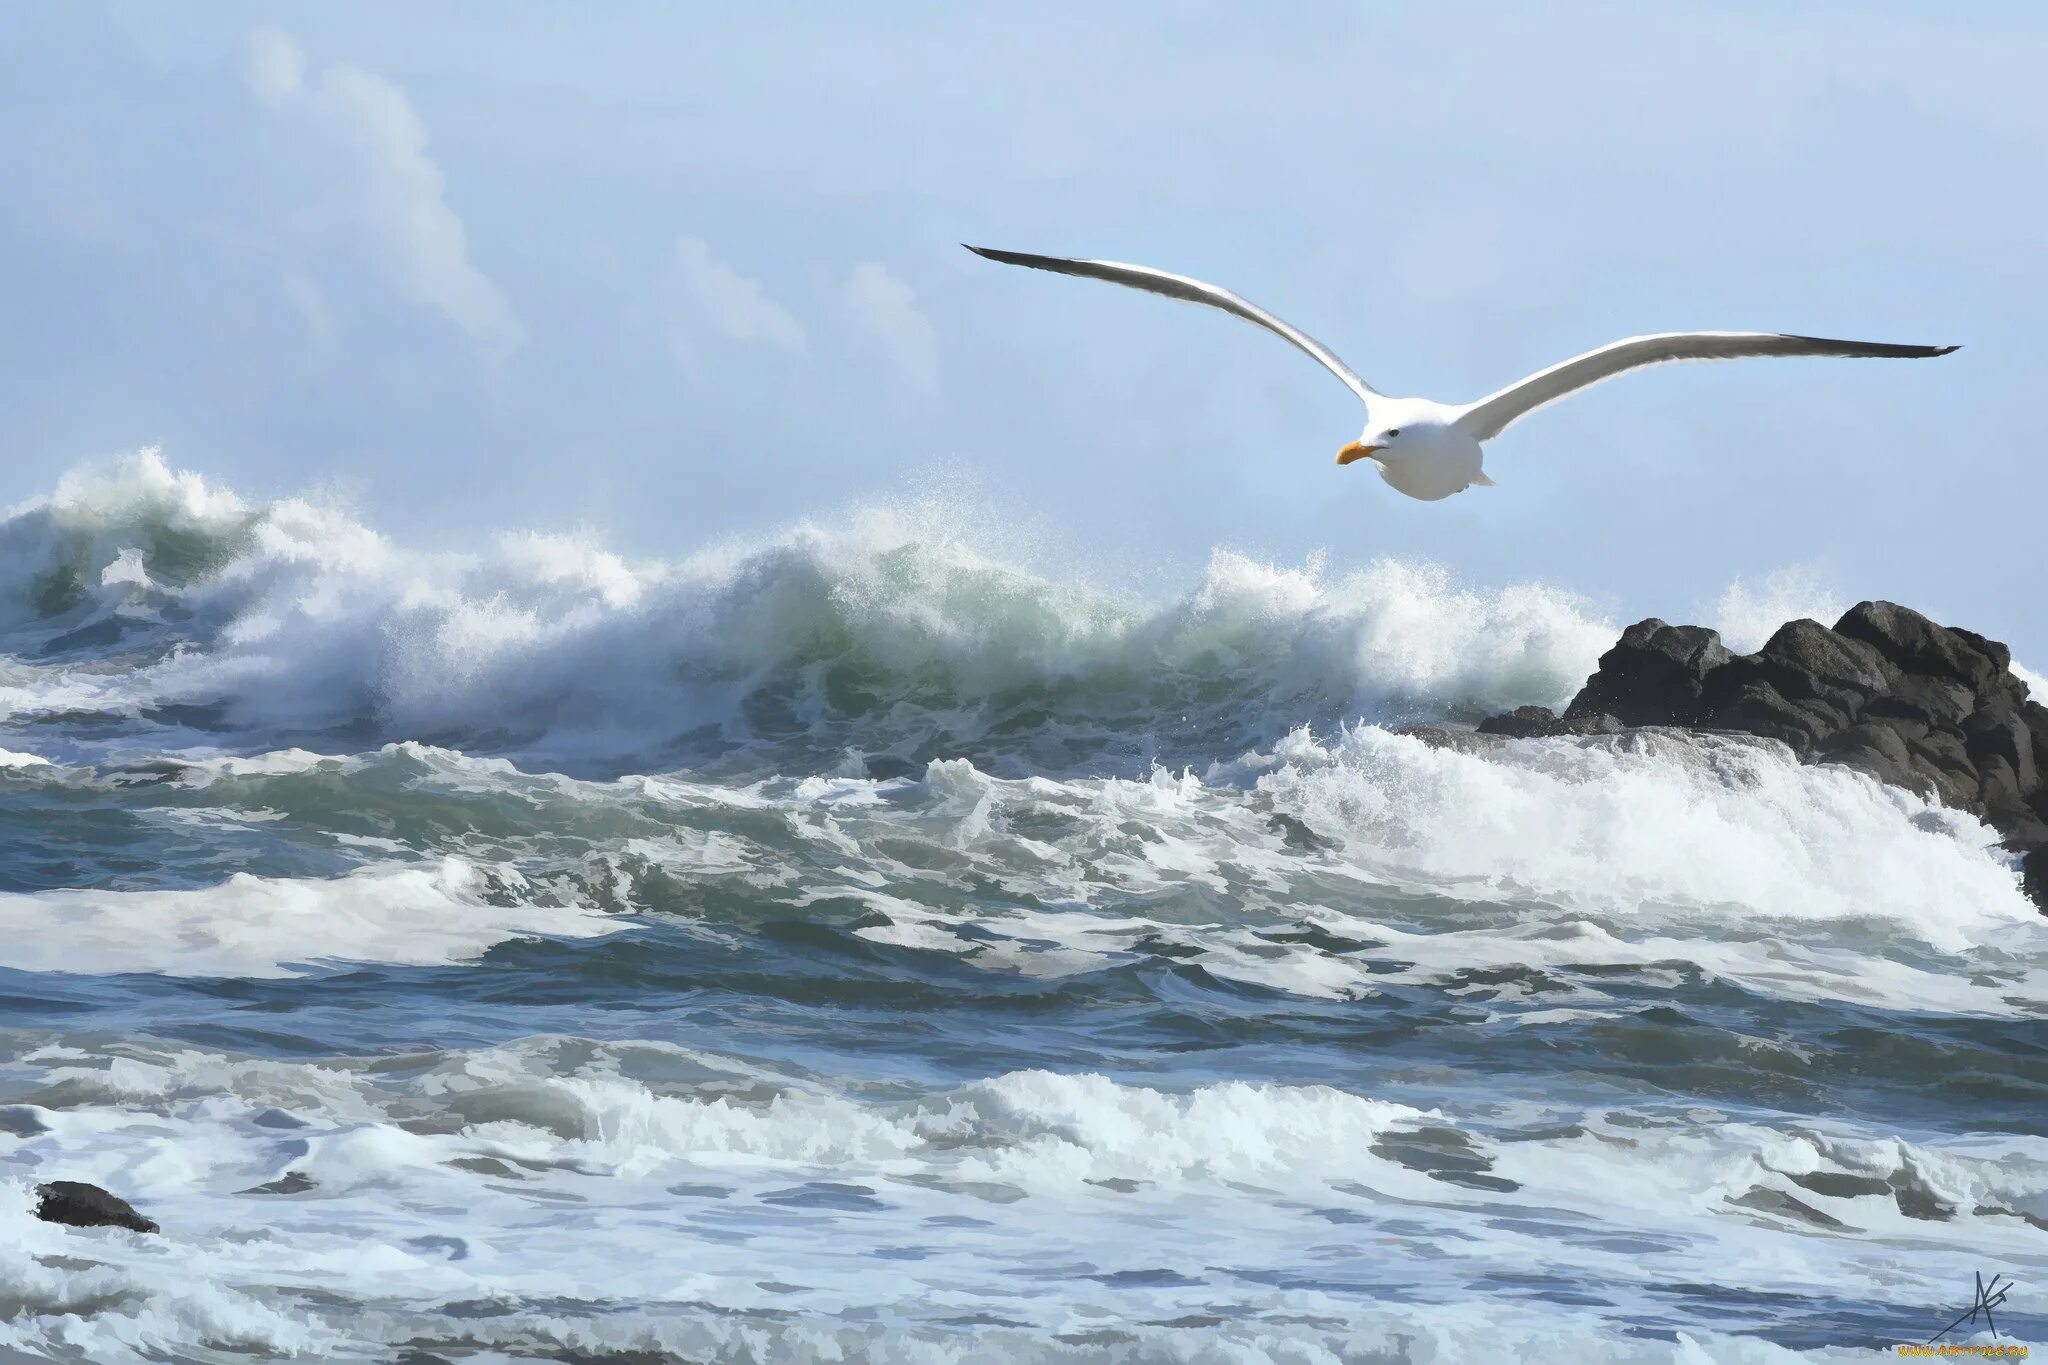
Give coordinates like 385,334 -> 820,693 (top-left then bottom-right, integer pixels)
1346,400 -> 1486,501
966,244 -> 1957,502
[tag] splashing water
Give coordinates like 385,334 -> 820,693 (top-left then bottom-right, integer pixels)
0,450 -> 2041,1363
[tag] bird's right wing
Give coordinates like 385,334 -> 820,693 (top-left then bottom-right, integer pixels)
1456,331 -> 1958,441
965,245 -> 1379,407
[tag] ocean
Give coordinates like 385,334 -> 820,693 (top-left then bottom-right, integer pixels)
0,451 -> 2042,1363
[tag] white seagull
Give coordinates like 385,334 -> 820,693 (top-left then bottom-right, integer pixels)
966,245 -> 1958,501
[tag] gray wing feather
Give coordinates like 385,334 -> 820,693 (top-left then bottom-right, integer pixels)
966,245 -> 1379,405
1457,331 -> 1958,441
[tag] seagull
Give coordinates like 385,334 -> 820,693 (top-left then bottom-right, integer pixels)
965,245 -> 1958,502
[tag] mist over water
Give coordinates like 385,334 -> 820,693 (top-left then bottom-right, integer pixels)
1,452 -> 2042,1362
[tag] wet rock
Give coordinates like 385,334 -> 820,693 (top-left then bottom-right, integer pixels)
1477,704 -> 1561,738
1478,598 -> 2048,914
1708,678 -> 1823,755
1564,619 -> 1731,727
1863,674 -> 1977,728
1817,721 -> 1913,788
1745,618 -> 1896,710
34,1181 -> 158,1234
1835,600 -> 2008,693
2025,699 -> 2048,772
1964,705 -> 2039,793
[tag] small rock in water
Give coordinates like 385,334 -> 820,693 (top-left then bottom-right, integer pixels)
240,1170 -> 317,1196
35,1180 -> 159,1234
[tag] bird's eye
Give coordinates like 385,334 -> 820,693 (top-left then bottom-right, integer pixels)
1385,428 -> 1401,438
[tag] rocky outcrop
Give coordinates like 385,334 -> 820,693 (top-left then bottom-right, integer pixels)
34,1180 -> 158,1233
1482,601 -> 2048,912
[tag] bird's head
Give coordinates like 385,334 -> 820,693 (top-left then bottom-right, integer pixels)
1335,426 -> 1411,467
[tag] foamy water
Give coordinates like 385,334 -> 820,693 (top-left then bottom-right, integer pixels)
0,452 -> 2041,1362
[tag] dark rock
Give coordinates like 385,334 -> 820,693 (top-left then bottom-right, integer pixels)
1565,619 -> 1731,727
2024,700 -> 2048,771
1977,756 -> 2027,818
1554,710 -> 1625,736
2026,848 -> 2048,907
1993,808 -> 2048,851
1903,730 -> 1984,810
1750,618 -> 1896,709
1964,706 -> 2040,795
1708,679 -> 1823,755
1906,727 -> 1977,781
1818,721 -> 1915,791
35,1181 -> 158,1234
1834,601 -> 2009,693
1863,675 -> 1977,729
1477,705 -> 1560,739
2015,699 -> 2048,753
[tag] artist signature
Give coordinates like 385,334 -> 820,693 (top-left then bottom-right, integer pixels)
1928,1272 -> 2015,1345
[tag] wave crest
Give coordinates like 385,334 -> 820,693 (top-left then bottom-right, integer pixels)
0,451 -> 1616,774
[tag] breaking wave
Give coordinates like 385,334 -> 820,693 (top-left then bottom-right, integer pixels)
0,449 -> 1618,774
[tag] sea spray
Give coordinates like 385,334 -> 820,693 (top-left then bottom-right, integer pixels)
3,449 -> 2044,1362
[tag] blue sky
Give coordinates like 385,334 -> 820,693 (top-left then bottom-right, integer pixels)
3,2 -> 2044,658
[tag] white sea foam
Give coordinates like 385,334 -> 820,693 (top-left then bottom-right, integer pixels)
1253,725 -> 2032,945
5,1034 -> 2040,1362
848,731 -> 2040,1014
25,725 -> 2027,1012
0,856 -> 620,978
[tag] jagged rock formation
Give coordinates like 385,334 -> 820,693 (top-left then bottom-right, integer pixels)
1479,601 -> 2047,911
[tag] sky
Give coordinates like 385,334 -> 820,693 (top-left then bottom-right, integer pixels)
2,1 -> 2044,659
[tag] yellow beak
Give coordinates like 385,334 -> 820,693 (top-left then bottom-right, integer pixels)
1336,441 -> 1384,466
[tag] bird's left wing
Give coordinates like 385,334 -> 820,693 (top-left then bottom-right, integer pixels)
1456,331 -> 1958,442
965,245 -> 1380,406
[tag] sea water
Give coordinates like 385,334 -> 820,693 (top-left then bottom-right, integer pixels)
0,451 -> 2041,1362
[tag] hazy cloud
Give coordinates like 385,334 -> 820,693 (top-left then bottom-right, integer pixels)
243,27 -> 524,358
244,26 -> 304,107
658,235 -> 808,367
843,261 -> 938,398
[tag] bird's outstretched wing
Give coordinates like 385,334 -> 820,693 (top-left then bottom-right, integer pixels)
1456,331 -> 1958,441
965,245 -> 1379,406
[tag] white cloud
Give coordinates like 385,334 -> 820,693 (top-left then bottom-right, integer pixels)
243,27 -> 523,358
657,235 -> 807,367
843,261 -> 938,398
244,26 -> 304,107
